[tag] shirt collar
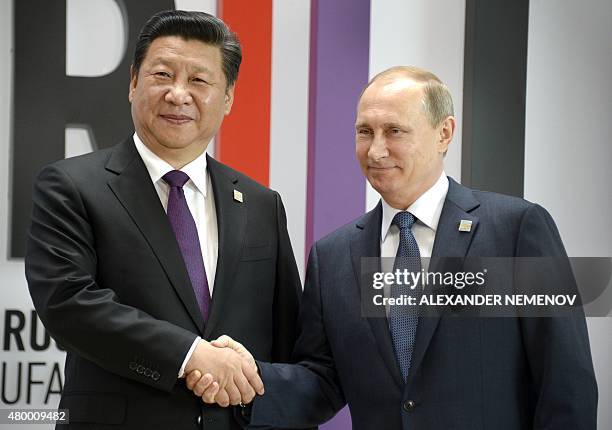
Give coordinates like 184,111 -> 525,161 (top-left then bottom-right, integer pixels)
133,132 -> 208,197
381,171 -> 449,243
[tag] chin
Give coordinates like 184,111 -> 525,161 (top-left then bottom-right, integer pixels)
152,138 -> 188,150
368,172 -> 395,186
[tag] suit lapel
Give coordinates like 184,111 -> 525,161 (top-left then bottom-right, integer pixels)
351,203 -> 405,388
406,178 -> 480,389
202,156 -> 246,339
430,179 -> 480,261
105,139 -> 205,332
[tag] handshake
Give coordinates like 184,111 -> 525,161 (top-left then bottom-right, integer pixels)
183,335 -> 263,407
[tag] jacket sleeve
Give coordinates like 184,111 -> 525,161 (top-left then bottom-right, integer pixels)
250,242 -> 346,428
25,164 -> 197,392
516,204 -> 598,429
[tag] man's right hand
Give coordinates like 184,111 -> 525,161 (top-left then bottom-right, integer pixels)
184,339 -> 264,406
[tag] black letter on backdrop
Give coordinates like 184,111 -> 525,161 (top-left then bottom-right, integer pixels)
11,0 -> 174,257
3,309 -> 26,351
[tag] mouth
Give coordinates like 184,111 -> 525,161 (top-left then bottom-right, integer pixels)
160,114 -> 193,125
368,165 -> 396,172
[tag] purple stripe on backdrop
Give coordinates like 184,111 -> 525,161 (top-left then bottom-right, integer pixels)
306,0 -> 371,429
305,0 -> 319,255
306,0 -> 371,254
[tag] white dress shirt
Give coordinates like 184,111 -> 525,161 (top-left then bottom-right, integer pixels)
380,171 -> 449,260
133,133 -> 218,293
133,133 -> 217,376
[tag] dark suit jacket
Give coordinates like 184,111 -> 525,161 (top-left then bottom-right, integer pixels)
25,138 -> 302,429
250,178 -> 598,430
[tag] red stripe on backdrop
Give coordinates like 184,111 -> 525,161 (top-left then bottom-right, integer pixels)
217,0 -> 272,186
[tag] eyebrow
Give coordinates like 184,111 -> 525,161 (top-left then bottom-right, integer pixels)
355,122 -> 406,129
149,58 -> 173,68
190,65 -> 213,75
149,58 -> 213,75
382,122 -> 406,129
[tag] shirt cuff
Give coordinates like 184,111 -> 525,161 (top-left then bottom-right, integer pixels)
178,336 -> 201,378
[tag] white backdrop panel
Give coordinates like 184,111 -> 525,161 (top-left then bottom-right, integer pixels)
269,0 -> 311,280
525,0 -> 612,428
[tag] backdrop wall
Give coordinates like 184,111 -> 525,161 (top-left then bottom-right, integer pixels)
0,1 -> 609,429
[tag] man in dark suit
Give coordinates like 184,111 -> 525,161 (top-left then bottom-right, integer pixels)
193,66 -> 598,429
25,10 -> 301,429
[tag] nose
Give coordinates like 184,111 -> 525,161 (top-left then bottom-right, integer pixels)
165,82 -> 193,105
368,133 -> 388,161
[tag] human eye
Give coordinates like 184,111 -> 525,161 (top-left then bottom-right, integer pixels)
190,75 -> 210,85
356,127 -> 372,136
153,70 -> 172,79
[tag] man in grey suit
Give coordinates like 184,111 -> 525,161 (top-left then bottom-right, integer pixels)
189,66 -> 598,429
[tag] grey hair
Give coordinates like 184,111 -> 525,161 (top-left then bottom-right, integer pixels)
363,66 -> 454,127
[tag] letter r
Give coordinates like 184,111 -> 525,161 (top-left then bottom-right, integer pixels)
11,0 -> 174,258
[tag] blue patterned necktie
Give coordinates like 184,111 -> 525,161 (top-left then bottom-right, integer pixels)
389,211 -> 421,382
163,170 -> 211,323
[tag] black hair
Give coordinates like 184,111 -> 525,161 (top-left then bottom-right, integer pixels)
133,10 -> 242,87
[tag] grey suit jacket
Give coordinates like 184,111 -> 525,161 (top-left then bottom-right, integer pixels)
250,178 -> 597,430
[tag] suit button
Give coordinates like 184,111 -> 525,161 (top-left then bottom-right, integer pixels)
403,400 -> 416,412
129,361 -> 137,371
144,368 -> 152,377
136,365 -> 145,374
151,371 -> 160,381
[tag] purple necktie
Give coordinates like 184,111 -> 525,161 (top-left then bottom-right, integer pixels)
162,170 -> 211,323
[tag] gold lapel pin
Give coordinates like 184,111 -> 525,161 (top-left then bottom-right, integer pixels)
233,189 -> 243,203
458,219 -> 472,232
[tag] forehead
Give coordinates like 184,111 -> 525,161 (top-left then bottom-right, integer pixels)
357,78 -> 425,122
143,36 -> 222,70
